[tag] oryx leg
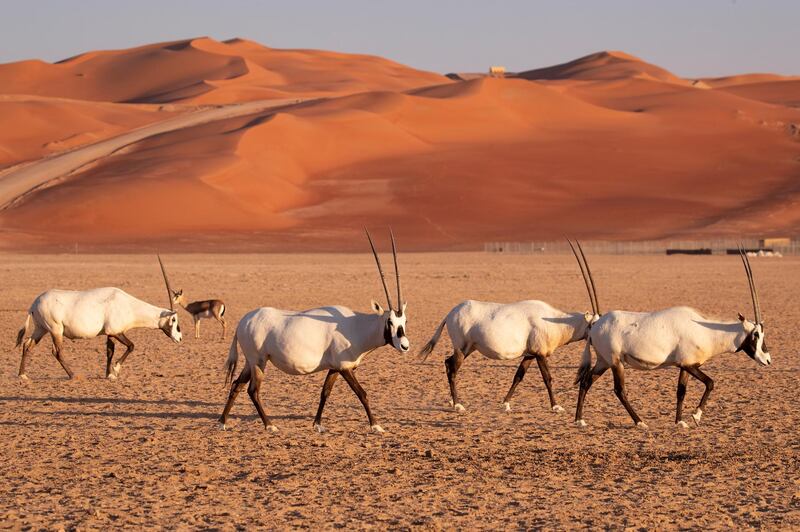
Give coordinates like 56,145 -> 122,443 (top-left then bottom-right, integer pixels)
18,327 -> 46,379
675,369 -> 690,428
219,365 -> 251,429
536,354 -> 563,412
611,363 -> 646,428
51,333 -> 75,379
110,333 -> 134,378
684,365 -> 714,426
313,370 -> 339,432
445,348 -> 469,413
105,337 -> 116,378
340,369 -> 383,433
247,364 -> 277,432
501,355 -> 534,412
574,361 -> 609,426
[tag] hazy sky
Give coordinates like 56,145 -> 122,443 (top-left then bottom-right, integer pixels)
1,0 -> 797,77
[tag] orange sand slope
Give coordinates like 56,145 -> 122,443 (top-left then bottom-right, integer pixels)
0,40 -> 798,251
0,37 -> 448,104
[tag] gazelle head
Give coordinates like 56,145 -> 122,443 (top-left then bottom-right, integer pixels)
736,246 -> 770,366
157,254 -> 183,343
159,311 -> 183,343
171,289 -> 187,307
568,239 -> 601,339
366,228 -> 410,353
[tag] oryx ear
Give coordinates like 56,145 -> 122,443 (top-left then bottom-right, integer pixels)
584,311 -> 593,323
371,300 -> 384,314
738,312 -> 746,322
401,302 -> 408,316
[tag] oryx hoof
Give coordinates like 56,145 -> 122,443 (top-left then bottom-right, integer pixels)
18,373 -> 29,381
502,402 -> 511,413
265,424 -> 278,433
676,420 -> 689,429
691,409 -> 703,426
447,399 -> 454,407
636,421 -> 649,430
371,424 -> 385,434
575,419 -> 587,428
314,423 -> 326,434
219,422 -> 227,431
552,404 -> 565,413
453,403 -> 466,414
107,373 -> 117,381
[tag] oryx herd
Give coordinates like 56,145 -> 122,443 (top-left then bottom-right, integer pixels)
13,232 -> 771,433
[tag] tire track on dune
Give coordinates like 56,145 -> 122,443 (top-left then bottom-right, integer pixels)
0,97 -> 312,210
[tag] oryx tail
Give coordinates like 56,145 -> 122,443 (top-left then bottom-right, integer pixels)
15,314 -> 31,348
575,337 -> 594,386
224,332 -> 240,386
419,316 -> 447,362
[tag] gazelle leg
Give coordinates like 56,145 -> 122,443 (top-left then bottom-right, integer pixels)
340,369 -> 382,432
51,334 -> 75,379
535,354 -> 562,412
18,328 -> 45,379
213,310 -> 227,340
219,365 -> 251,429
194,317 -> 200,339
110,333 -> 134,377
611,363 -> 645,428
445,348 -> 468,412
247,365 -> 277,432
313,370 -> 339,432
684,365 -> 714,426
574,362 -> 608,425
105,337 -> 116,378
501,355 -> 534,411
675,369 -> 690,427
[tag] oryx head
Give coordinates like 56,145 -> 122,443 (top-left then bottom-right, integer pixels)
366,228 -> 409,353
568,239 -> 601,339
159,311 -> 183,343
736,246 -> 770,366
157,254 -> 183,343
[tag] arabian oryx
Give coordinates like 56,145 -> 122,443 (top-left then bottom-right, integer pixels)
219,229 -> 409,434
159,258 -> 227,339
418,240 -> 600,414
574,246 -> 771,429
15,256 -> 182,380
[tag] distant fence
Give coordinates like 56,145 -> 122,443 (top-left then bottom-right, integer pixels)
484,239 -> 800,255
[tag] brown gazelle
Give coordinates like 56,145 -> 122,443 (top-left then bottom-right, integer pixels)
158,256 -> 227,339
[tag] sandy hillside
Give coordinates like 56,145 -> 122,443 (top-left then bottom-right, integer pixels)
0,40 -> 798,251
0,252 -> 797,528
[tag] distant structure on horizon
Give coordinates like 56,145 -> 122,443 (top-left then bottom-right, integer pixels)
489,66 -> 506,78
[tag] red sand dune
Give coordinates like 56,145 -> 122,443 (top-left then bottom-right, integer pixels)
0,39 -> 798,251
0,37 -> 448,104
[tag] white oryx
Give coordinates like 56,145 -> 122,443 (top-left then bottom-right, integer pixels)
574,246 -> 771,429
219,229 -> 409,433
418,240 -> 599,414
15,255 -> 182,380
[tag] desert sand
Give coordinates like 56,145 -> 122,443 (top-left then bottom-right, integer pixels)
0,40 -> 798,251
0,252 -> 797,528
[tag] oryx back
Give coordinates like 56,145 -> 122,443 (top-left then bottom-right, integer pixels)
32,287 -> 167,340
449,299 -> 577,359
591,307 -> 735,370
